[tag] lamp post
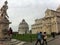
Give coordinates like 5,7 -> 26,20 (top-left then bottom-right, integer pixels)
30,30 -> 32,42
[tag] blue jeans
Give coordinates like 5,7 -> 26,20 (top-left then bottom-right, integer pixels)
35,39 -> 42,45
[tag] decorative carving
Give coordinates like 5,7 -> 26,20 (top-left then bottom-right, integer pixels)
2,29 -> 8,35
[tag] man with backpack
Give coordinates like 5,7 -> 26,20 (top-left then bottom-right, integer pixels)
35,32 -> 42,45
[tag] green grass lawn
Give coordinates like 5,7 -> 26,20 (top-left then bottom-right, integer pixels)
12,33 -> 37,42
12,33 -> 51,42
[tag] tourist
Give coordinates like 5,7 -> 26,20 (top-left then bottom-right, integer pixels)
51,32 -> 55,38
35,32 -> 42,45
42,32 -> 47,45
8,27 -> 13,40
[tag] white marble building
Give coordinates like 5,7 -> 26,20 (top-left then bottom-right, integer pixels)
18,19 -> 29,34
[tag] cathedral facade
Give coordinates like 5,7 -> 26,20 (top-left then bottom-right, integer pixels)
31,6 -> 60,34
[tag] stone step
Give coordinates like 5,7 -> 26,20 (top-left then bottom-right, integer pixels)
17,42 -> 26,45
10,39 -> 26,45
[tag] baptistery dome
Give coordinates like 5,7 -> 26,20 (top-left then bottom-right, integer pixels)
18,19 -> 29,34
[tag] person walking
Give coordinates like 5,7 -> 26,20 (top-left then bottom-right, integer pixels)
35,32 -> 42,45
42,32 -> 47,45
51,32 -> 55,38
8,27 -> 13,40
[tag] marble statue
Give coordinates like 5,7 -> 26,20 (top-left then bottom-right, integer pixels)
0,0 -> 9,18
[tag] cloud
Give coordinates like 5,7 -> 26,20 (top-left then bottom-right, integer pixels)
0,0 -> 60,31
6,0 -> 60,31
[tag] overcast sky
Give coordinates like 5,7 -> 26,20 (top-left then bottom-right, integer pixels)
0,0 -> 60,32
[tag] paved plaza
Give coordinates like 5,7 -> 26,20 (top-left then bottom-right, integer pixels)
8,35 -> 60,45
24,35 -> 60,45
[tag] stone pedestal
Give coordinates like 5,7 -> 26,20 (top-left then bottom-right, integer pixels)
0,17 -> 11,45
0,17 -> 11,38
